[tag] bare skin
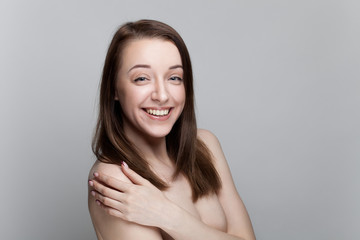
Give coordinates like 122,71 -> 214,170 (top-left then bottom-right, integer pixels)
88,129 -> 255,240
88,38 -> 255,239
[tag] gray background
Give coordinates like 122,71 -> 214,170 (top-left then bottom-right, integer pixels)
1,0 -> 359,239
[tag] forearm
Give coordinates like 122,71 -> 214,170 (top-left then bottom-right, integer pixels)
161,202 -> 252,240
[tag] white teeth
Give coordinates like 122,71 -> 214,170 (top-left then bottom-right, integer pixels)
146,109 -> 170,116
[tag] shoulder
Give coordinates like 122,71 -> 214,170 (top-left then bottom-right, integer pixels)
197,128 -> 222,149
197,128 -> 234,193
197,128 -> 218,141
88,160 -> 130,183
197,130 -> 255,238
197,129 -> 225,164
196,129 -> 230,187
88,160 -> 162,239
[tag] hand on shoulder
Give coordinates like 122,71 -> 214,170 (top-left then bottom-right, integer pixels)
88,160 -> 131,184
88,160 -> 163,240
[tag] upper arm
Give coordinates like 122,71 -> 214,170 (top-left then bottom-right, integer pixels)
88,161 -> 163,240
197,129 -> 255,239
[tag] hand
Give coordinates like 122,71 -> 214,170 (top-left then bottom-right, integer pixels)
88,162 -> 172,228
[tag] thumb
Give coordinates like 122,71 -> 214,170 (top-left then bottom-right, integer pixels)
121,161 -> 149,186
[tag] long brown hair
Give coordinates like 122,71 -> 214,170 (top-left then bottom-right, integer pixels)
92,19 -> 221,201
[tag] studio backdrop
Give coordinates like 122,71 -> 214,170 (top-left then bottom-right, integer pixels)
1,0 -> 359,239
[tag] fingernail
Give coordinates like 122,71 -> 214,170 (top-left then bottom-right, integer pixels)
96,200 -> 101,206
93,172 -> 99,177
88,180 -> 93,186
91,191 -> 95,197
122,161 -> 128,168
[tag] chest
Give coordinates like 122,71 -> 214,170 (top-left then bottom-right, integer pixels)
162,175 -> 228,233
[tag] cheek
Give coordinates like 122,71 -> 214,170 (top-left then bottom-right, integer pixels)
117,90 -> 136,115
118,86 -> 149,109
171,85 -> 186,105
179,87 -> 186,109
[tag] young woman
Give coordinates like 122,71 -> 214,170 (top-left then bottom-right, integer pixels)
88,19 -> 255,240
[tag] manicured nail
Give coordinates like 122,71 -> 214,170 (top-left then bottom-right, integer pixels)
91,191 -> 95,197
93,172 -> 99,177
122,161 -> 128,168
88,180 -> 94,186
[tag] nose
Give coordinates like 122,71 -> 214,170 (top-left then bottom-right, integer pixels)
151,79 -> 169,103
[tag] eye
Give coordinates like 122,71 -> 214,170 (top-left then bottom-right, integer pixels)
134,77 -> 148,82
169,76 -> 183,81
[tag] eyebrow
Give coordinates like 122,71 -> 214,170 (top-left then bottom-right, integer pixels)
169,64 -> 183,70
127,64 -> 183,73
127,64 -> 151,73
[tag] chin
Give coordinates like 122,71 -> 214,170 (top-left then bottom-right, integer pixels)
144,126 -> 173,139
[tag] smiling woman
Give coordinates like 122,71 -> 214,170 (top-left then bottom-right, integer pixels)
88,19 -> 255,240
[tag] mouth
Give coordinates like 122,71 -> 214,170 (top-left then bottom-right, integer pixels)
143,108 -> 172,117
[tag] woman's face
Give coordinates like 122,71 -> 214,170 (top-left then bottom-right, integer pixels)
115,38 -> 186,140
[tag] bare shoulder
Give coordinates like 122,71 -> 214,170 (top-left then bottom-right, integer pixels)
88,160 -> 162,240
88,160 -> 130,183
197,128 -> 234,186
197,129 -> 226,166
197,128 -> 218,142
197,128 -> 222,149
197,129 -> 256,239
196,129 -> 231,187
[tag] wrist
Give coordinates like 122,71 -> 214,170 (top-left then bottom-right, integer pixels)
159,199 -> 183,231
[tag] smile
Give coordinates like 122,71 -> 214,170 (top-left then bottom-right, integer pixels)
145,108 -> 171,116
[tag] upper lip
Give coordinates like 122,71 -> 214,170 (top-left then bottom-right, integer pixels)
143,107 -> 172,110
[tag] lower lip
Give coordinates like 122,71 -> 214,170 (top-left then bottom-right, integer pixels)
144,108 -> 172,121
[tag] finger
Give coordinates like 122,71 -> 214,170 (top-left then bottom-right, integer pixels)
121,161 -> 151,186
91,190 -> 125,211
95,200 -> 125,219
93,172 -> 132,192
90,179 -> 126,200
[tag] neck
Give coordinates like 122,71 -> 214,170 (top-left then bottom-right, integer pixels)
124,126 -> 172,166
123,124 -> 178,184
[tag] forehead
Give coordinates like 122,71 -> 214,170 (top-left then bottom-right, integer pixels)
120,38 -> 182,71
